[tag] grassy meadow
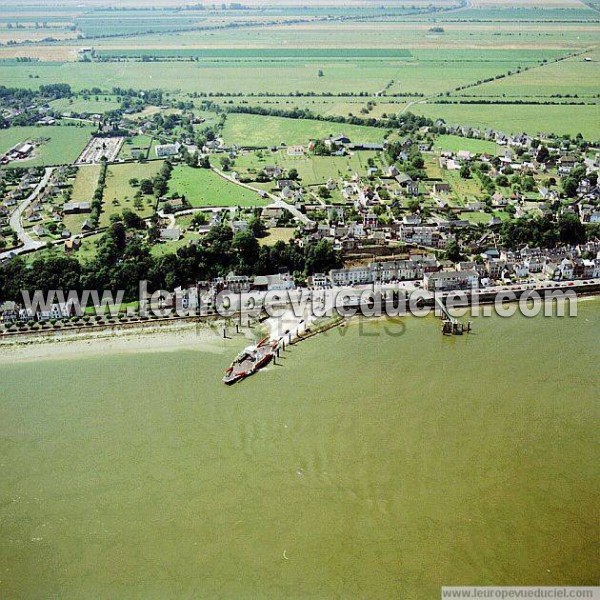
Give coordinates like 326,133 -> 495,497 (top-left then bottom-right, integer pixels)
456,53 -> 600,99
412,103 -> 600,139
0,50 -> 572,98
62,165 -> 101,233
118,135 -> 154,161
433,135 -> 503,155
0,125 -> 94,167
222,114 -> 387,147
49,96 -> 121,114
100,162 -> 163,227
234,149 -> 381,186
167,166 -> 267,208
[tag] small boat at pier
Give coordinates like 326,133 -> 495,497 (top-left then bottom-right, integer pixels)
223,336 -> 277,385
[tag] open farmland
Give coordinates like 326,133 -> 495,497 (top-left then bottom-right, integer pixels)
222,114 -> 387,147
0,125 -> 94,167
167,166 -> 267,208
455,51 -> 600,98
438,6 -> 598,20
72,17 -> 599,51
0,49 -> 574,97
0,60 -> 411,95
411,102 -> 600,139
212,96 -> 412,119
49,96 -> 121,114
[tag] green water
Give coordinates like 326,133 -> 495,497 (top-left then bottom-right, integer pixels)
1,302 -> 598,598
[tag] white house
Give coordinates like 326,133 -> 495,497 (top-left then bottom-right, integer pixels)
155,143 -> 181,158
423,270 -> 479,292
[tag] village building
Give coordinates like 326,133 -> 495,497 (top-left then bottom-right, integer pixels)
423,270 -> 479,292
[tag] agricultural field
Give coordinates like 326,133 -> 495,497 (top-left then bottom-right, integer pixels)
49,96 -> 121,114
440,6 -> 598,20
70,17 -> 599,51
455,52 -> 600,98
213,95 -> 411,119
0,50 -> 572,98
167,166 -> 267,208
100,162 -> 163,227
433,135 -> 503,155
411,102 -> 600,139
222,114 -> 387,147
0,28 -> 77,44
385,59 -> 556,97
0,125 -> 94,167
97,49 -> 414,60
0,60 -> 409,95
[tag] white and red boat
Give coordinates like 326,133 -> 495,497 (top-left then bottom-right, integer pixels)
223,337 -> 277,385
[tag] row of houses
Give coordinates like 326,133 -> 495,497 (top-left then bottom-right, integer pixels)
326,244 -> 600,291
0,301 -> 77,324
328,261 -> 479,291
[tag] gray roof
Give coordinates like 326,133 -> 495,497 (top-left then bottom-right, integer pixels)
427,270 -> 478,281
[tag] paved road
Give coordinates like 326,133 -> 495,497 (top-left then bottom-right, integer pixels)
212,166 -> 312,225
0,167 -> 54,260
270,198 -> 312,225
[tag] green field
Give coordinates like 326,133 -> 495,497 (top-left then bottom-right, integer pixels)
234,149 -> 381,186
258,227 -> 296,246
118,135 -> 154,161
167,166 -> 267,208
222,114 -> 387,147
0,125 -> 94,167
456,53 -> 600,99
72,18 -> 598,52
63,165 -> 101,233
413,103 -> 600,139
433,135 -> 502,155
97,48 -> 414,59
71,165 -> 100,202
211,95 -> 411,120
0,61 -> 405,95
100,162 -> 163,227
441,7 -> 598,21
49,96 -> 121,114
0,52 -> 566,97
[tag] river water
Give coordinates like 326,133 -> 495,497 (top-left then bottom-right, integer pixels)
0,300 -> 598,598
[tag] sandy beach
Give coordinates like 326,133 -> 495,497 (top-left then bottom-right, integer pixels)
0,320 -> 258,364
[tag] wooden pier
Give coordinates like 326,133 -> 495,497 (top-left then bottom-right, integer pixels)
436,297 -> 472,336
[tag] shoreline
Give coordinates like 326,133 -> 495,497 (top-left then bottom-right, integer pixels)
1,292 -> 598,365
0,320 -> 255,364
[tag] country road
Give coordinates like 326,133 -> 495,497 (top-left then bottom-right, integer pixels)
212,166 -> 312,225
0,167 -> 54,261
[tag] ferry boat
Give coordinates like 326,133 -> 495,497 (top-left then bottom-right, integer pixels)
223,337 -> 277,385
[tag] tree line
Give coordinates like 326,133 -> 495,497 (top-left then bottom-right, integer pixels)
226,105 -> 435,133
0,223 -> 341,303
